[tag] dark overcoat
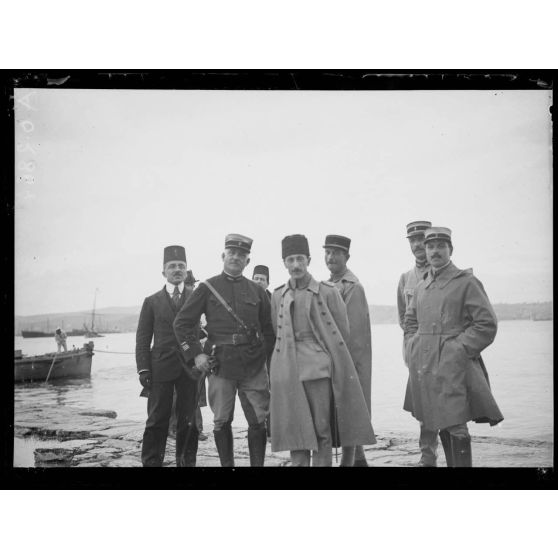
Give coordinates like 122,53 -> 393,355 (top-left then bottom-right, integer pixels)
270,276 -> 376,452
403,262 -> 504,431
136,286 -> 197,382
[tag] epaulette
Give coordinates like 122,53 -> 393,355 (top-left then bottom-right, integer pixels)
320,280 -> 335,288
274,284 -> 285,291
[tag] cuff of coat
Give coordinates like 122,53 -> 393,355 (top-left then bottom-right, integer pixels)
137,369 -> 150,375
179,340 -> 202,361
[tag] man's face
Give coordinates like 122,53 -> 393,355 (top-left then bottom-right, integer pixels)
252,273 -> 269,289
162,260 -> 187,285
408,234 -> 426,261
425,240 -> 452,269
222,248 -> 250,276
324,247 -> 349,275
284,254 -> 310,280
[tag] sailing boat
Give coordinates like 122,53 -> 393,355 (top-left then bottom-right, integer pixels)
84,288 -> 104,338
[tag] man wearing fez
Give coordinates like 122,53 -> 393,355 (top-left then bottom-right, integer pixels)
136,245 -> 201,467
323,235 -> 372,467
252,264 -> 272,438
397,220 -> 435,466
252,265 -> 272,299
174,234 -> 275,467
270,235 -> 375,467
404,227 -> 504,467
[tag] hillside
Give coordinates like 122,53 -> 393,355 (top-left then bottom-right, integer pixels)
14,301 -> 552,335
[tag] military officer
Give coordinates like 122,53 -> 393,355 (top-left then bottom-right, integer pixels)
323,235 -> 372,467
136,245 -> 201,467
173,234 -> 275,467
404,227 -> 504,467
270,234 -> 375,466
396,220 -> 436,466
252,265 -> 272,299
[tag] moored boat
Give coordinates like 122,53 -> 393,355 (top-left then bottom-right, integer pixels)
21,330 -> 53,338
14,342 -> 95,382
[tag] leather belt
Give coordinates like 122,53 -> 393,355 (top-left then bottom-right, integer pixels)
210,333 -> 250,346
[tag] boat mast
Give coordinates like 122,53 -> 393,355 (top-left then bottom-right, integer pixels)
91,288 -> 99,331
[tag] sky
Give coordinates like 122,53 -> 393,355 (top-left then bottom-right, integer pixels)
14,88 -> 553,316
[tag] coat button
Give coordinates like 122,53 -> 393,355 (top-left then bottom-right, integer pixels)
327,321 -> 331,325
279,314 -> 283,318
318,301 -> 322,305
332,331 -> 337,335
339,341 -> 344,345
276,348 -> 280,352
277,325 -> 282,328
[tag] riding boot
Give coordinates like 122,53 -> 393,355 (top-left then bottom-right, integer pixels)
214,422 -> 235,467
340,446 -> 355,467
439,430 -> 453,467
247,423 -> 267,467
450,435 -> 472,467
353,445 -> 369,467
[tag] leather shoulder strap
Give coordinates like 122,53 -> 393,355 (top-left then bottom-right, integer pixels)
202,280 -> 249,330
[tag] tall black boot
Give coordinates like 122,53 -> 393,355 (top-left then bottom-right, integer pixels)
439,430 -> 453,467
247,423 -> 267,467
214,422 -> 235,467
450,435 -> 472,467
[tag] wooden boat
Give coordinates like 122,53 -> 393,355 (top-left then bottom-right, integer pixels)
14,342 -> 95,382
21,330 -> 53,338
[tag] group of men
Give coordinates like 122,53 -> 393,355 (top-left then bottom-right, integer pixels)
135,224 -> 503,468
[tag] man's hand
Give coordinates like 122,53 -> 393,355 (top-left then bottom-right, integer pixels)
139,371 -> 152,388
194,353 -> 211,373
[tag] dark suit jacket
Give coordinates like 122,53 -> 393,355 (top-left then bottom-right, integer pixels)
136,286 -> 196,382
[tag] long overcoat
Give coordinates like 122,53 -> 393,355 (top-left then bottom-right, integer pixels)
403,262 -> 504,431
270,276 -> 376,452
331,269 -> 372,414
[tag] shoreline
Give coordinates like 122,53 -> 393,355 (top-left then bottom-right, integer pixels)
14,401 -> 553,468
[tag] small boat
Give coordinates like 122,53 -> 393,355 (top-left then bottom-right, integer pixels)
21,330 -> 53,338
14,342 -> 95,382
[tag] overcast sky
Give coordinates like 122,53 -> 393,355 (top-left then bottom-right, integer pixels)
14,88 -> 552,316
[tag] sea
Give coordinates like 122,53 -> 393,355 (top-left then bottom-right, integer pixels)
13,320 -> 553,466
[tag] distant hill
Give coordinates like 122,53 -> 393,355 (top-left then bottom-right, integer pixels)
14,301 -> 552,335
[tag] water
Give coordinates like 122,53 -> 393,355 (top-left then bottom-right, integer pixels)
14,320 -> 554,459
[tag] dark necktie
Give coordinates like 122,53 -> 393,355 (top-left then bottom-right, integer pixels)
172,286 -> 181,309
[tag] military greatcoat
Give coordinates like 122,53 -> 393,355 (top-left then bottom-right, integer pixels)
270,276 -> 376,453
403,262 -> 504,431
331,268 -> 372,413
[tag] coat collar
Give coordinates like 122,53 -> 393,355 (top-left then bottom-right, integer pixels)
424,262 -> 472,289
336,268 -> 359,284
280,274 -> 320,297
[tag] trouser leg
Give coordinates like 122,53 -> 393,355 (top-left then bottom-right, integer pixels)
418,422 -> 438,466
196,407 -> 203,434
142,380 -> 174,467
340,446 -> 355,467
290,450 -> 311,466
445,423 -> 471,467
175,373 -> 199,467
168,388 -> 178,436
208,374 -> 237,467
302,378 -> 332,467
238,366 -> 270,467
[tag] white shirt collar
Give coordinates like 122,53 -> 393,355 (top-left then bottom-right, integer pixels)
166,281 -> 184,295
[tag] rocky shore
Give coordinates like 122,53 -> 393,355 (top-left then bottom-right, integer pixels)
14,401 -> 553,468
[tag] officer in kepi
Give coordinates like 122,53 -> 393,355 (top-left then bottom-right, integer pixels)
323,234 -> 373,467
397,220 -> 434,466
173,234 -> 275,467
136,245 -> 201,467
403,227 -> 504,467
